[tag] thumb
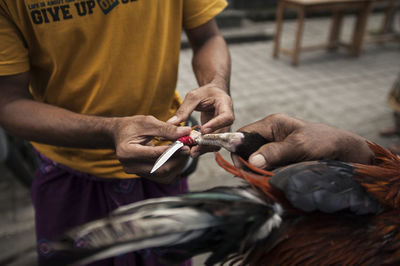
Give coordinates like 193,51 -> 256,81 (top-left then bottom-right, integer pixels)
167,100 -> 199,126
151,122 -> 191,140
249,142 -> 301,169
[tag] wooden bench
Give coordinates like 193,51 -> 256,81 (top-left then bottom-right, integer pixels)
273,0 -> 375,66
367,0 -> 400,44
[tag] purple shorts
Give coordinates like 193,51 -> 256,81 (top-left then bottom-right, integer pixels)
31,152 -> 190,266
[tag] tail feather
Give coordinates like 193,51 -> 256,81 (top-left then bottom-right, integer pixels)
44,187 -> 282,266
354,142 -> 400,209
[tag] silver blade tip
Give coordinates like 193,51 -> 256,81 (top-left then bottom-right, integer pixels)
150,166 -> 158,174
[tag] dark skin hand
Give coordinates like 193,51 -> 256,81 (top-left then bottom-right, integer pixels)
113,116 -> 192,184
0,72 -> 192,184
232,113 -> 374,170
168,19 -> 233,158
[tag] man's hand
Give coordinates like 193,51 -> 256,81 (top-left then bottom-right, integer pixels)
169,18 -> 233,157
0,73 -> 191,184
113,115 -> 192,184
167,83 -> 234,157
233,113 -> 374,169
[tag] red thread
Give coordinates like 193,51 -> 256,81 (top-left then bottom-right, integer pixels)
178,135 -> 195,146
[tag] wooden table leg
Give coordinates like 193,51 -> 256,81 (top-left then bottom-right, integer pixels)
273,1 -> 285,58
328,10 -> 344,51
293,7 -> 305,66
350,1 -> 374,56
374,0 -> 398,44
380,0 -> 396,34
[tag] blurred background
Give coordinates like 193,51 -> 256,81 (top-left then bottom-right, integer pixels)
1,0 -> 399,265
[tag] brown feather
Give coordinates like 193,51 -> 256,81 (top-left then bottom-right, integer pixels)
214,141 -> 400,265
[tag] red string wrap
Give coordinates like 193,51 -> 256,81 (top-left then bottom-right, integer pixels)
177,135 -> 196,146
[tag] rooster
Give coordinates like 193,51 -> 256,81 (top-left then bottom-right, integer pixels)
42,132 -> 400,266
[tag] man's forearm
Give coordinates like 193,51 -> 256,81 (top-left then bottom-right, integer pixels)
0,98 -> 117,149
192,33 -> 231,91
0,72 -> 118,149
191,33 -> 231,93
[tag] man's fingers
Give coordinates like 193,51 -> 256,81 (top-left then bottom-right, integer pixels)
117,143 -> 166,162
167,94 -> 200,125
201,115 -> 234,134
237,118 -> 274,140
149,118 -> 191,139
119,144 -> 190,174
190,144 -> 220,158
238,114 -> 304,141
249,142 -> 302,169
125,116 -> 191,140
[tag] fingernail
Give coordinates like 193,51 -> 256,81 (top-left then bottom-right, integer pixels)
191,151 -> 200,158
167,116 -> 178,123
249,154 -> 266,168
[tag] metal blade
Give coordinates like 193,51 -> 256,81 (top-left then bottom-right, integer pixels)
150,141 -> 184,174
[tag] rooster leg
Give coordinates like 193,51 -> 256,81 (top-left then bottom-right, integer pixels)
193,131 -> 269,160
193,132 -> 246,152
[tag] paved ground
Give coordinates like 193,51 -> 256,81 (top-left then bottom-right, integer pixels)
0,13 -> 399,265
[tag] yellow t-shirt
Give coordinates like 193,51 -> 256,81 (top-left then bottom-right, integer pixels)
0,0 -> 227,178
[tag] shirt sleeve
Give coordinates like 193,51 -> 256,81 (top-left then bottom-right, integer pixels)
183,0 -> 228,30
0,4 -> 29,76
